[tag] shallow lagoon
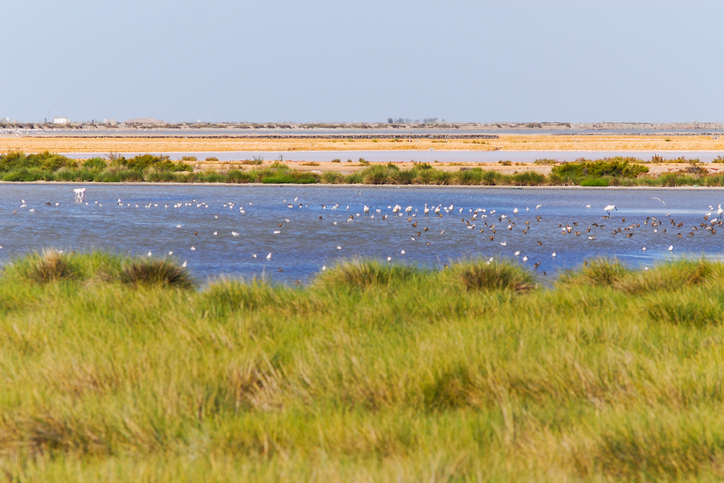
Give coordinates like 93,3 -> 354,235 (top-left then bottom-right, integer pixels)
1,184 -> 723,283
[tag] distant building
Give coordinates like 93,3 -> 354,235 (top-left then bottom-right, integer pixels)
53,117 -> 70,125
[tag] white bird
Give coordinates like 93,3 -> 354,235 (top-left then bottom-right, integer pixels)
147,251 -> 152,257
535,204 -> 542,210
500,242 -> 507,246
266,252 -> 272,260
552,252 -> 557,258
387,256 -> 392,262
718,204 -> 723,216
322,265 -> 326,271
337,246 -> 342,250
231,231 -> 239,237
190,246 -> 196,251
252,254 -> 257,258
405,206 -> 413,214
273,230 -> 281,234
168,251 -> 174,255
513,208 -> 519,217
424,204 -> 430,215
181,261 -> 187,268
514,251 -> 520,256
400,250 -> 406,255
668,245 -> 674,251
642,247 -> 646,251
363,205 -> 369,214
522,256 -> 528,262
651,197 -> 668,210
604,204 -> 617,215
585,204 -> 592,209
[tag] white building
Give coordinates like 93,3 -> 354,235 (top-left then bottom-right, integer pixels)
52,117 -> 70,125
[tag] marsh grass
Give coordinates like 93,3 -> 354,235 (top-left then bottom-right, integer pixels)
561,258 -> 724,294
452,259 -> 536,292
315,258 -> 425,289
4,253 -> 724,480
115,258 -> 195,289
3,250 -> 125,284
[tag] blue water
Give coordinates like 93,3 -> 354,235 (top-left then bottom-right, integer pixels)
1,185 -> 723,283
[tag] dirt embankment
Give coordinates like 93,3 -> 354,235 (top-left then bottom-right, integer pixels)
1,134 -> 724,154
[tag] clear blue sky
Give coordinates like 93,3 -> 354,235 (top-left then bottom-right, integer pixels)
1,0 -> 722,123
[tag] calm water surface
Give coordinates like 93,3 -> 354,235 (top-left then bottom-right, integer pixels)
1,185 -> 723,283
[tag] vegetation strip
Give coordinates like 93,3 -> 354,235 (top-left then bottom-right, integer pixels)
3,252 -> 724,479
4,151 -> 724,186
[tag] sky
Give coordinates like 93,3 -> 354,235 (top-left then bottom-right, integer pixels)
1,0 -> 722,123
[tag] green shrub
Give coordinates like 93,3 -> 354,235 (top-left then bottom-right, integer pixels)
360,165 -> 390,184
262,173 -> 317,184
82,158 -> 107,170
511,171 -> 546,186
580,177 -> 610,186
227,169 -> 253,183
552,158 -> 648,180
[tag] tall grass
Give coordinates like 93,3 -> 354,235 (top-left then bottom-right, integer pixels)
4,254 -> 724,479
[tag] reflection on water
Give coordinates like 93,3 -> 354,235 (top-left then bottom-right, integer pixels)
1,185 -> 724,283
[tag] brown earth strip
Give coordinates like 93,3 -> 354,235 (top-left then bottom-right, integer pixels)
1,134 -> 724,154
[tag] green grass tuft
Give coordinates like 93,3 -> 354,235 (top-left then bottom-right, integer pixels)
9,249 -> 78,284
454,259 -> 536,292
315,259 -> 424,289
115,258 -> 195,289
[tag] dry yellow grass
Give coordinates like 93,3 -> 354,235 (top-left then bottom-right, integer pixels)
1,134 -> 723,154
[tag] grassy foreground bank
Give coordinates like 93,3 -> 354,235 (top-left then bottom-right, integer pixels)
5,151 -> 724,187
3,252 -> 724,480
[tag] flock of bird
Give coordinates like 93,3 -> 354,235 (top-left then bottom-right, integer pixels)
4,189 -> 724,281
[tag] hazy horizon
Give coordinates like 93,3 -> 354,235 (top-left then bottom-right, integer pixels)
2,1 -> 723,124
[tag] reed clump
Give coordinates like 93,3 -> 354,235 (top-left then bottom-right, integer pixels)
115,259 -> 195,289
454,259 -> 536,292
315,259 -> 424,289
9,249 -> 78,284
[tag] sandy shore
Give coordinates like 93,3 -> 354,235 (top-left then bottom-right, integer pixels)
1,134 -> 723,153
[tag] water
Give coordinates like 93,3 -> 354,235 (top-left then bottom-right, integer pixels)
59,150 -> 724,163
1,185 -> 724,284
